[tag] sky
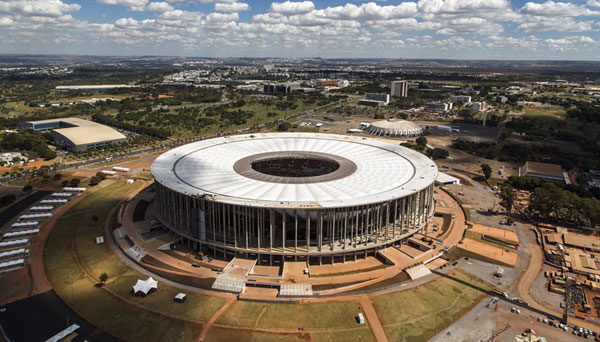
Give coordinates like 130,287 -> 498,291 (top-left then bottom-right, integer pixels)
0,0 -> 600,60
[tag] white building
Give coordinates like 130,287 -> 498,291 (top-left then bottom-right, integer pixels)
337,80 -> 350,88
365,93 -> 390,105
0,152 -> 27,165
391,80 -> 408,98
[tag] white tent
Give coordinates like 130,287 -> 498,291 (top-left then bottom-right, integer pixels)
132,277 -> 158,295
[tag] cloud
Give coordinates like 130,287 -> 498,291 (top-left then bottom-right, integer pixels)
520,1 -> 600,17
147,2 -> 174,12
0,0 -> 80,17
214,2 -> 249,13
417,0 -> 510,14
436,17 -> 503,35
545,35 -> 596,50
320,2 -> 417,20
97,0 -> 148,11
270,1 -> 315,15
0,16 -> 14,26
518,17 -> 593,32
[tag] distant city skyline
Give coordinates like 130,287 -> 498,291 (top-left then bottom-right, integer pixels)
1,0 -> 600,60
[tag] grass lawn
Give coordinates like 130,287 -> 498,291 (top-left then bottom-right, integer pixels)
372,269 -> 492,342
523,106 -> 566,118
216,300 -> 370,332
133,170 -> 153,179
205,326 -> 307,342
45,180 -> 227,341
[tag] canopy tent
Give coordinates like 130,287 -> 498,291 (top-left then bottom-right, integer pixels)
132,277 -> 158,296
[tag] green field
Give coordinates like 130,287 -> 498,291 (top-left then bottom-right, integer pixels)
44,180 -> 227,341
372,269 -> 492,342
523,106 -> 566,118
213,301 -> 374,341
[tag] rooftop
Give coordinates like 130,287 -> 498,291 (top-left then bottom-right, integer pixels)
525,161 -> 563,178
26,118 -> 126,146
151,133 -> 438,208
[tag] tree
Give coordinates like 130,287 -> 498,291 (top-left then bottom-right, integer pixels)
22,184 -> 33,192
89,176 -> 101,186
481,164 -> 492,180
427,148 -> 449,160
416,136 -> 428,146
53,173 -> 63,180
69,178 -> 80,187
277,122 -> 292,132
99,272 -> 108,285
499,184 -> 515,215
61,180 -> 69,187
92,215 -> 99,223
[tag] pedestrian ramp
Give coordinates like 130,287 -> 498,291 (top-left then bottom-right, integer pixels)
405,263 -> 432,280
279,283 -> 313,297
212,257 -> 256,294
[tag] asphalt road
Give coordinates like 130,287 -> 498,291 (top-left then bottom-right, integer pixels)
0,290 -> 117,342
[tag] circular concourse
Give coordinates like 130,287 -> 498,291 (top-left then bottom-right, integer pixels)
151,133 -> 438,264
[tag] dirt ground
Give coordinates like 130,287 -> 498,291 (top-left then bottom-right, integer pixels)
310,256 -> 383,275
0,267 -> 31,306
461,238 -> 519,266
471,224 -> 519,244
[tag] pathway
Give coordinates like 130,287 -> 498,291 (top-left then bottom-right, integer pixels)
358,295 -> 389,342
198,298 -> 235,341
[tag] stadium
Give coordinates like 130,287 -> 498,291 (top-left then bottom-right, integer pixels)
151,133 -> 438,265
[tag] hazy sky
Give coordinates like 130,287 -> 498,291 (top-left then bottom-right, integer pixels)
1,0 -> 600,60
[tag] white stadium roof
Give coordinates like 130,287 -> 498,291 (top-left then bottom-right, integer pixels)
152,133 -> 438,209
367,119 -> 424,137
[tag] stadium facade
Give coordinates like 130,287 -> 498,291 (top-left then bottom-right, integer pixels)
151,133 -> 438,264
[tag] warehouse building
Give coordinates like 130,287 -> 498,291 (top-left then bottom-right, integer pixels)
19,118 -> 126,152
520,161 -> 568,184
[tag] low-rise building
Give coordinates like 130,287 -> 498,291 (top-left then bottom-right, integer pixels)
19,118 -> 126,152
496,96 -> 508,103
0,152 -> 27,165
263,82 -> 301,95
520,161 -> 568,184
357,99 -> 386,107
